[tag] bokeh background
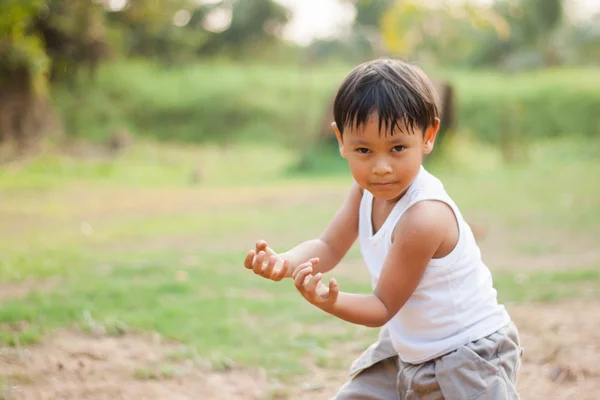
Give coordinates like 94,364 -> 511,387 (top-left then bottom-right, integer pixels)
1,1 -> 599,399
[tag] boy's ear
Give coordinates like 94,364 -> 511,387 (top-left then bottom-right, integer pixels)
332,122 -> 346,158
423,118 -> 440,154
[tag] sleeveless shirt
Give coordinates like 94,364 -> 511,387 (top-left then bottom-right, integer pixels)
358,166 -> 510,363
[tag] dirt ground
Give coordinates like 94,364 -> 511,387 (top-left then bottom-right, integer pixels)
1,300 -> 599,400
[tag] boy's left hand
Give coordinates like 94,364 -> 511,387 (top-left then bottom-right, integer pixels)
292,259 -> 339,309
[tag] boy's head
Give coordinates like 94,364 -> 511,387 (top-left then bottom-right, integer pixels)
331,58 -> 441,200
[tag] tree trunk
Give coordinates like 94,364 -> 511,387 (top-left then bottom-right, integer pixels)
0,67 -> 53,158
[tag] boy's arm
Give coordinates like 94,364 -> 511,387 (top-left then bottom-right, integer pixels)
280,182 -> 362,277
293,200 -> 455,327
244,182 -> 362,280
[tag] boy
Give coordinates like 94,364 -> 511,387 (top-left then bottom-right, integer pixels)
243,58 -> 521,399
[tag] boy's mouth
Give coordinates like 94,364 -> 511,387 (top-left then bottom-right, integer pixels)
371,182 -> 397,187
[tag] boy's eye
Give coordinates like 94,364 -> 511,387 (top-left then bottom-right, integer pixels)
356,148 -> 370,154
392,146 -> 406,152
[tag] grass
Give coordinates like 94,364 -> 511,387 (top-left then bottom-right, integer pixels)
494,269 -> 600,303
1,135 -> 599,381
0,141 -> 300,190
430,136 -> 600,232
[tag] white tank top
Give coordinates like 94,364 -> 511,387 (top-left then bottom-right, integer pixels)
359,166 -> 510,363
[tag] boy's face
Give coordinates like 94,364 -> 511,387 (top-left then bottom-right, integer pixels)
334,116 -> 439,202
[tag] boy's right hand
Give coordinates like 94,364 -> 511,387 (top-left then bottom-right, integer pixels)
244,240 -> 290,281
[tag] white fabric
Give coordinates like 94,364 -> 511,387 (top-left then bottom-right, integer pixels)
358,166 -> 510,363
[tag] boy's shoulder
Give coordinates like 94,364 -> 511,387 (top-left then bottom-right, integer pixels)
395,166 -> 446,204
415,165 -> 443,187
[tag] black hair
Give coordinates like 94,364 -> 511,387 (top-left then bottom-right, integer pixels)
333,58 -> 439,137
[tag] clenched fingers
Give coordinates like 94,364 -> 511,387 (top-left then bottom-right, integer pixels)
244,250 -> 255,270
255,240 -> 268,253
327,278 -> 339,302
306,272 -> 323,293
293,262 -> 314,290
263,255 -> 277,276
252,251 -> 266,274
292,257 -> 319,278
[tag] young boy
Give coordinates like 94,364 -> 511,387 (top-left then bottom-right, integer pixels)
243,58 -> 522,399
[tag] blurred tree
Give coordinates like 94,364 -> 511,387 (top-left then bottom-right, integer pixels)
335,0 -> 515,67
353,0 -> 395,29
198,0 -> 290,59
380,0 -> 510,63
1,0 -> 53,151
1,0 -> 122,152
0,1 -> 51,91
512,0 -> 563,66
344,0 -> 591,70
0,0 -> 221,151
0,0 -> 296,153
468,0 -> 568,69
32,0 -> 110,82
105,0 -> 205,65
521,0 -> 563,41
340,0 -> 394,58
304,33 -> 373,64
563,13 -> 600,65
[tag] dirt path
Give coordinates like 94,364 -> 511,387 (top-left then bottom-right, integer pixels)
0,280 -> 59,303
0,330 -> 268,400
2,300 -> 599,400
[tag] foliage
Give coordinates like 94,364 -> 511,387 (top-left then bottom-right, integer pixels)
0,0 -> 50,93
198,0 -> 290,59
563,14 -> 600,65
352,0 -> 395,29
330,0 -> 597,70
0,0 -> 295,148
1,0 -> 290,79
51,61 -> 600,151
52,61 -> 349,146
104,0 -> 205,64
446,68 -> 600,145
380,1 -> 510,65
466,0 -> 565,68
304,34 -> 374,64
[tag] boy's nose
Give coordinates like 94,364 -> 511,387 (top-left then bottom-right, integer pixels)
372,158 -> 393,175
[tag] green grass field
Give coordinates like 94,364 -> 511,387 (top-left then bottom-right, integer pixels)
1,134 -> 599,389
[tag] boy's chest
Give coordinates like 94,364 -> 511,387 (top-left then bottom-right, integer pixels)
371,199 -> 397,235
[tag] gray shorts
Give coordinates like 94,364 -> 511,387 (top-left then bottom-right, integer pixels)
333,322 -> 522,400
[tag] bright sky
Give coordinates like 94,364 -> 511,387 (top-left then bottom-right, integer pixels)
275,0 -> 600,45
